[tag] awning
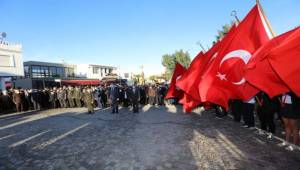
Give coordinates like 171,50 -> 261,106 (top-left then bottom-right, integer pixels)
61,79 -> 101,86
5,82 -> 12,88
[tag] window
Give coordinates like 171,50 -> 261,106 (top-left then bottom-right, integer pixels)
0,55 -> 16,67
93,67 -> 99,74
31,65 -> 51,78
56,67 -> 65,77
67,67 -> 75,77
41,66 -> 49,77
50,67 -> 57,77
32,65 -> 41,78
24,66 -> 30,78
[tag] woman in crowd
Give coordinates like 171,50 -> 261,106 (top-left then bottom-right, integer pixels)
280,92 -> 300,151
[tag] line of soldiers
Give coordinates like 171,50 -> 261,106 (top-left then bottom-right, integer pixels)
0,83 -> 168,114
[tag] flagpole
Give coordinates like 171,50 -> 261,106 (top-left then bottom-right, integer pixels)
256,0 -> 276,37
196,41 -> 207,53
231,10 -> 240,24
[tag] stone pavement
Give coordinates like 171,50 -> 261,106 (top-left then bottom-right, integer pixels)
0,105 -> 300,170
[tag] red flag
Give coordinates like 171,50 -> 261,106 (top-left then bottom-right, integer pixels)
268,27 -> 300,96
245,28 -> 297,98
200,5 -> 272,109
176,40 -> 222,102
165,63 -> 187,99
178,93 -> 199,113
175,51 -> 205,111
176,26 -> 237,112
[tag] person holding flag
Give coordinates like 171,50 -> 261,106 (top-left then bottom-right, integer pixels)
165,63 -> 186,104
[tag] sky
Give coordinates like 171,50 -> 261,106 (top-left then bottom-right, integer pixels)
1,0 -> 299,76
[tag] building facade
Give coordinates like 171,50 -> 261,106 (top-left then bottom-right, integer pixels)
15,61 -> 118,89
15,61 -> 76,89
76,64 -> 117,79
0,41 -> 23,91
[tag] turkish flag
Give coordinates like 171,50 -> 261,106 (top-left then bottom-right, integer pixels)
179,93 -> 199,113
176,51 -> 205,112
245,28 -> 297,98
165,63 -> 187,99
176,26 -> 236,112
268,27 -> 300,96
176,51 -> 205,101
200,5 -> 272,109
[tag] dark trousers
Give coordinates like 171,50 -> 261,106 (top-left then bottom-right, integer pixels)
123,99 -> 129,107
132,101 -> 139,113
257,107 -> 276,133
50,100 -> 57,109
111,101 -> 119,113
31,100 -> 41,110
231,100 -> 243,122
242,103 -> 255,127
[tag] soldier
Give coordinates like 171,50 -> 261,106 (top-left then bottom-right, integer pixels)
57,87 -> 67,108
74,86 -> 82,107
67,86 -> 75,108
0,90 -> 3,113
83,87 -> 94,114
148,85 -> 156,105
12,89 -> 23,112
49,87 -> 58,109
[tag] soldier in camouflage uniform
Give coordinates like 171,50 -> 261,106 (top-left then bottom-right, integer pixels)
67,86 -> 75,108
57,87 -> 67,108
74,86 -> 82,107
83,87 -> 94,114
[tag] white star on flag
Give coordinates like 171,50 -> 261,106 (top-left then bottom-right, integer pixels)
216,72 -> 227,81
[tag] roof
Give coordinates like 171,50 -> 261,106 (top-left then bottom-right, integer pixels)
24,61 -> 76,68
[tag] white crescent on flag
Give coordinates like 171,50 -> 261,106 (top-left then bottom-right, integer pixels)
218,50 -> 252,85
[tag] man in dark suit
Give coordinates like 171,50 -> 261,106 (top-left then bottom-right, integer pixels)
130,83 -> 140,113
108,82 -> 120,114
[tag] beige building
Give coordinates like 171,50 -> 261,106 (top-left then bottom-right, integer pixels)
76,64 -> 117,79
0,41 -> 23,91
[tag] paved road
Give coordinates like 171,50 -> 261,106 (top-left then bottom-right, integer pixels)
0,105 -> 300,170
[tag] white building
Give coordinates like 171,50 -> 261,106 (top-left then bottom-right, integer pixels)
0,41 -> 23,91
76,64 -> 117,79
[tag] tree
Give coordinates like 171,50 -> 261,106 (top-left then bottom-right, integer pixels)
215,23 -> 232,42
161,49 -> 191,80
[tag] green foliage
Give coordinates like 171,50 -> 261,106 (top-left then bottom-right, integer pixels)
149,75 -> 156,81
215,23 -> 232,42
161,49 -> 191,80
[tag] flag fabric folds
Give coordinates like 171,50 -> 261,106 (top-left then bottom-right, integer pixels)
176,51 -> 205,112
199,5 -> 272,109
245,28 -> 298,98
267,27 -> 300,96
165,63 -> 187,99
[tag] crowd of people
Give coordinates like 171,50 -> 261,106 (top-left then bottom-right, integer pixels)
1,83 -> 299,150
210,92 -> 300,151
0,82 -> 168,114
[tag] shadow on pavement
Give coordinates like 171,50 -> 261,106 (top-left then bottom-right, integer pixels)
0,105 -> 299,169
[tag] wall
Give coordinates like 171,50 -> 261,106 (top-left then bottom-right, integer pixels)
14,78 -> 33,89
0,42 -> 23,91
0,42 -> 23,77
